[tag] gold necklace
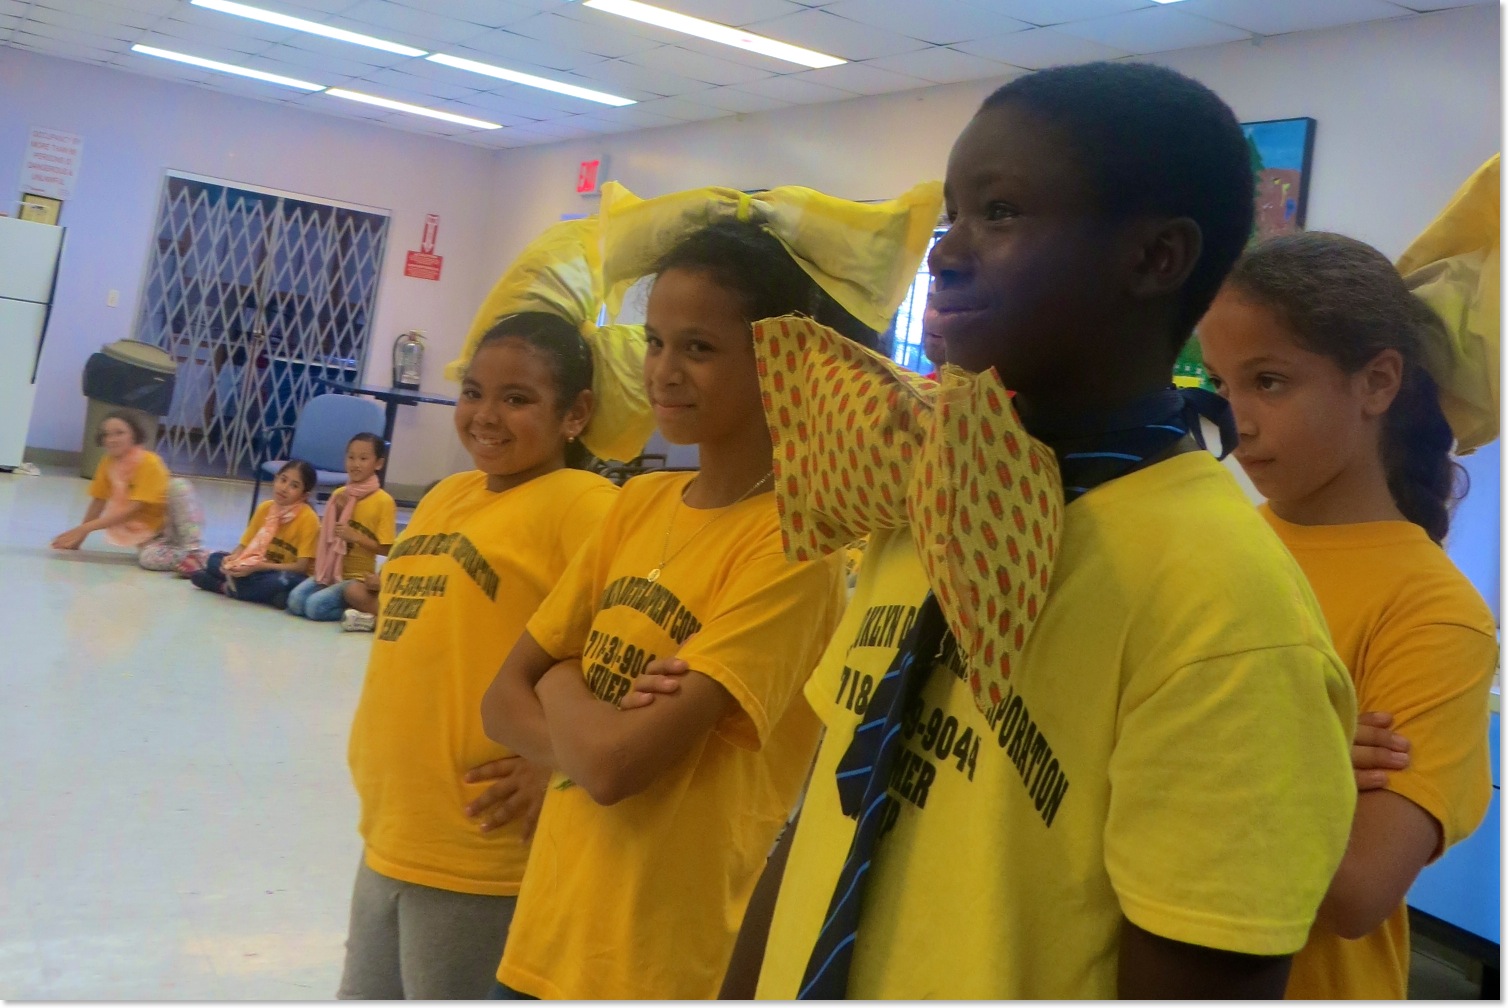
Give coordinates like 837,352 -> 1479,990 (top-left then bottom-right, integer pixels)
647,471 -> 773,583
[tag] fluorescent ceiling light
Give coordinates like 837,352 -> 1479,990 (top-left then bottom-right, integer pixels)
426,53 -> 635,107
130,43 -> 324,90
1149,1 -> 1189,4
190,0 -> 427,57
583,0 -> 845,69
325,88 -> 502,129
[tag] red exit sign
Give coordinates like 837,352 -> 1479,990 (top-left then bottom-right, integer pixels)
577,157 -> 605,195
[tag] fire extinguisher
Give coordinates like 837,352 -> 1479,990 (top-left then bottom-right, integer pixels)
392,330 -> 425,390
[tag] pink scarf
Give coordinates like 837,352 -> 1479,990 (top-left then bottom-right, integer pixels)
102,446 -> 156,548
314,476 -> 381,584
227,501 -> 302,572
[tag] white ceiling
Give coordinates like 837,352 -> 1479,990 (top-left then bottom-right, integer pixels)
0,0 -> 1492,148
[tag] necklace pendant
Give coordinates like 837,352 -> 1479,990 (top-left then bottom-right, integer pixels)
646,567 -> 661,583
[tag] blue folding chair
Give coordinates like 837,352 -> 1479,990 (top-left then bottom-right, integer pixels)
249,393 -> 386,520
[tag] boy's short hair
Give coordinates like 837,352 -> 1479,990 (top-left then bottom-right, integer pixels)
982,62 -> 1254,338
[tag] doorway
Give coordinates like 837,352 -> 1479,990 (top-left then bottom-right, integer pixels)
133,172 -> 390,477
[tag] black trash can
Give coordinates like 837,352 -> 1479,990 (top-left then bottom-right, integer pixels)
80,340 -> 177,479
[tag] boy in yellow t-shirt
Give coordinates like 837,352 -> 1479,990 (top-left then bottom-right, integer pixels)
633,63 -> 1356,1000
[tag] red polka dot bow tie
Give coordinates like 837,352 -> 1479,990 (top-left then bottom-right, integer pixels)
755,315 -> 1062,715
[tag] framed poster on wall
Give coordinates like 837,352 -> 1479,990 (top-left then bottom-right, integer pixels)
18,193 -> 62,224
1241,117 -> 1317,240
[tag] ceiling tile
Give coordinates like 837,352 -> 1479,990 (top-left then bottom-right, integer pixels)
91,0 -> 180,15
698,85 -> 789,113
175,4 -> 298,44
517,117 -> 599,138
655,0 -> 804,26
31,0 -> 155,31
1052,6 -> 1252,53
13,32 -> 118,63
565,111 -> 651,134
791,58 -> 930,94
507,10 -> 667,58
475,83 -> 599,118
489,125 -> 553,145
953,25 -> 1131,67
394,0 -> 538,28
130,31 -> 261,65
622,45 -> 779,86
823,0 -> 1031,45
349,64 -> 486,100
256,45 -> 373,79
274,0 -> 369,12
439,32 -> 607,72
865,44 -> 1014,83
960,0 -> 1152,28
746,7 -> 931,59
565,57 -> 703,98
337,0 -> 488,46
266,32 -> 404,69
1392,0 -> 1494,7
630,93 -> 731,121
20,13 -> 136,49
151,17 -> 288,53
735,71 -> 855,103
1178,0 -> 1411,35
576,102 -> 685,128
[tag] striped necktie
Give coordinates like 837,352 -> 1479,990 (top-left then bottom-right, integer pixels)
796,386 -> 1234,1000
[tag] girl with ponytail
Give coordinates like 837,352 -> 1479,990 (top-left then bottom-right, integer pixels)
1199,230 -> 1497,1000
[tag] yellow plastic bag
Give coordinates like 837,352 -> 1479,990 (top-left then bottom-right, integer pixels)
445,217 -> 653,464
1397,154 -> 1500,454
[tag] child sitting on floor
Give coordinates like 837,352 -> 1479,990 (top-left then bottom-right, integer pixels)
189,460 -> 318,608
286,433 -> 396,624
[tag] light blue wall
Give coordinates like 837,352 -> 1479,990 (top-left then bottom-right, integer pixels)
1448,438 -> 1501,623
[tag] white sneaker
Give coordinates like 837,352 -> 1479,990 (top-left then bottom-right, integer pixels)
342,609 -> 376,633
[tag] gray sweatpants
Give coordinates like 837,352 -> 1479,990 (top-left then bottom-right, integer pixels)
337,858 -> 517,1000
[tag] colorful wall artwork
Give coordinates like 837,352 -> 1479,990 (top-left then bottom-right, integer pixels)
1242,117 -> 1317,241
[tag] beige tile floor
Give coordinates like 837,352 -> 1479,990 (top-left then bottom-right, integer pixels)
0,467 -> 376,999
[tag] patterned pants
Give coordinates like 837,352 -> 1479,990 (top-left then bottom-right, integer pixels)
138,477 -> 206,571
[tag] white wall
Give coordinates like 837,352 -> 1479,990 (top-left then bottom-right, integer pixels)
0,46 -> 498,485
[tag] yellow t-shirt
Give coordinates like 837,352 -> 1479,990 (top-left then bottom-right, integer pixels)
757,452 -> 1358,1000
1265,507 -> 1499,1000
325,486 -> 398,579
347,468 -> 618,896
238,500 -> 319,565
87,449 -> 169,534
498,471 -> 847,1000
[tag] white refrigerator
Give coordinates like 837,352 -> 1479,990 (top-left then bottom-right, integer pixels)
0,217 -> 64,470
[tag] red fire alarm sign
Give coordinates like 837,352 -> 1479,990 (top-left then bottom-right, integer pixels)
576,158 -> 604,195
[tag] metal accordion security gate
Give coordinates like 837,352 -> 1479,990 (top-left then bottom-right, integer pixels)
132,172 -> 390,476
